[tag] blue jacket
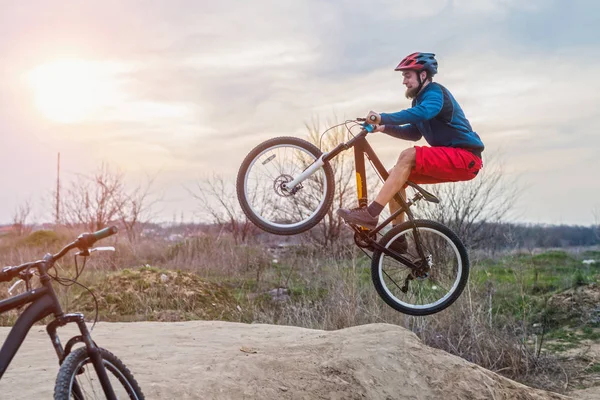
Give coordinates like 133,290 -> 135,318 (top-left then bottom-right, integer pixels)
380,83 -> 484,152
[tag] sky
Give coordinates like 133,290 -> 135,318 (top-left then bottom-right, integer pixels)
0,0 -> 599,226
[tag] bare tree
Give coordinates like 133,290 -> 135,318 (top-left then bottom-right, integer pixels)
416,152 -> 519,249
61,163 -> 126,231
301,119 -> 384,248
302,120 -> 355,247
191,174 -> 257,244
61,164 -> 159,240
12,199 -> 32,236
117,175 -> 159,243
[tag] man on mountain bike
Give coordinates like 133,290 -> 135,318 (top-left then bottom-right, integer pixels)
337,52 -> 484,251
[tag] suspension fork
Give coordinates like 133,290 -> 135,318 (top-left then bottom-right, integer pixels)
47,314 -> 118,400
282,154 -> 326,191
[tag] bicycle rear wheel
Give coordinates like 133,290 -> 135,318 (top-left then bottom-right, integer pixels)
371,220 -> 469,316
237,136 -> 335,235
54,347 -> 144,400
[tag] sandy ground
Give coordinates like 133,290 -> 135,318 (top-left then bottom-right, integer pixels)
0,321 -> 578,399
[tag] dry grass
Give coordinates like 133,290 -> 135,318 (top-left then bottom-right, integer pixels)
408,290 -> 566,393
70,266 -> 243,322
0,228 -> 573,393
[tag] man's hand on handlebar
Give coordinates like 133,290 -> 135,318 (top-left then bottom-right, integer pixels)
366,111 -> 381,124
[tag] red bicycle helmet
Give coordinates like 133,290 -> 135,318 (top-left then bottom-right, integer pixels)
395,52 -> 438,76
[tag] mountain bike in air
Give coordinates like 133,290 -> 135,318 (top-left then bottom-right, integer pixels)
236,119 -> 469,316
0,226 -> 144,399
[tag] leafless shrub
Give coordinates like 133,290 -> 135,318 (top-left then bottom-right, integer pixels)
190,174 -> 258,245
302,119 -> 383,249
60,164 -> 156,242
301,120 -> 356,248
61,163 -> 126,231
407,283 -> 565,392
117,175 -> 159,243
11,199 -> 32,236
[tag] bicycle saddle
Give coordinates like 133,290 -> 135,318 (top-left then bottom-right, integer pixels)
406,181 -> 440,203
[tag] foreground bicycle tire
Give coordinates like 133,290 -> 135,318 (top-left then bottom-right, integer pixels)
54,347 -> 144,400
237,136 -> 335,235
371,220 -> 469,316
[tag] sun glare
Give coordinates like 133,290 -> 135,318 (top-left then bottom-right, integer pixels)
28,59 -> 121,123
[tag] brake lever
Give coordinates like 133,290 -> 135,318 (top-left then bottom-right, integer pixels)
75,246 -> 116,256
8,269 -> 33,295
8,279 -> 24,296
90,246 -> 116,253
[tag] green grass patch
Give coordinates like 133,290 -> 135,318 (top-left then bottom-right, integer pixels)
583,250 -> 600,259
585,363 -> 600,373
544,342 -> 579,352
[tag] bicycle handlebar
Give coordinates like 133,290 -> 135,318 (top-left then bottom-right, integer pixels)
0,226 -> 118,283
94,226 -> 118,241
356,116 -> 378,122
354,118 -> 376,133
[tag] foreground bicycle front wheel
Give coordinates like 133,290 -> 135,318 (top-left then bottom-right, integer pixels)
371,220 -> 469,316
54,347 -> 144,400
237,136 -> 335,235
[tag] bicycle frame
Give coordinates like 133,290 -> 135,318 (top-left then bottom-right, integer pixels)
0,256 -> 119,400
320,127 -> 431,264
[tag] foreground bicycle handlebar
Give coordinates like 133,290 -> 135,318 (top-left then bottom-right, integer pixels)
0,225 -> 145,399
0,226 -> 118,283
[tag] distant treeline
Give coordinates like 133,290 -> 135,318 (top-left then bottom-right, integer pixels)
474,222 -> 599,250
3,221 -> 597,251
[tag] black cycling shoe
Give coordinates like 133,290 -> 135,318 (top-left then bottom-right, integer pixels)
336,207 -> 378,230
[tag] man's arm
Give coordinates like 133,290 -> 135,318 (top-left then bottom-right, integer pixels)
379,84 -> 444,125
382,124 -> 422,141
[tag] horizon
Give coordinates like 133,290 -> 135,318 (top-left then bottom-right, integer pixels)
1,1 -> 599,226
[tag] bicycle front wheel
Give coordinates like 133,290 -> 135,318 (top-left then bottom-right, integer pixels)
371,220 -> 469,316
237,136 -> 335,235
54,347 -> 144,400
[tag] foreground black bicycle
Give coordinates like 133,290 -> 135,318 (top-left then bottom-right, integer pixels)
0,226 -> 144,399
237,119 -> 469,316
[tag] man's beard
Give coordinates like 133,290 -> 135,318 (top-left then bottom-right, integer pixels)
405,86 -> 419,99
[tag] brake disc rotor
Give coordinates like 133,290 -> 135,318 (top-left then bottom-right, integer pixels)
273,175 -> 294,197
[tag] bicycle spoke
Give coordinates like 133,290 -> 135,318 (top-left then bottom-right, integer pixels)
243,142 -> 328,228
376,224 -> 465,312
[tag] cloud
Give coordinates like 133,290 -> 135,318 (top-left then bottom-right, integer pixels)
0,0 -> 599,224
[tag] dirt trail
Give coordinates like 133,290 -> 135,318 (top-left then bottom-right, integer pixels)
0,321 -> 575,399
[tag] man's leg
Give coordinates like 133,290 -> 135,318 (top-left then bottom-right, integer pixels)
387,188 -> 409,253
336,148 -> 416,229
389,188 -> 406,226
374,147 -> 416,210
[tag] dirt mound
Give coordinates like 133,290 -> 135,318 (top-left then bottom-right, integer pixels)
74,266 -> 242,322
0,322 -> 570,399
548,283 -> 600,325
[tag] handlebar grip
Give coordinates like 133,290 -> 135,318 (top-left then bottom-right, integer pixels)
0,267 -> 14,283
93,226 -> 118,241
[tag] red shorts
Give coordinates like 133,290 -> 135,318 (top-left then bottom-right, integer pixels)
408,146 -> 482,184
